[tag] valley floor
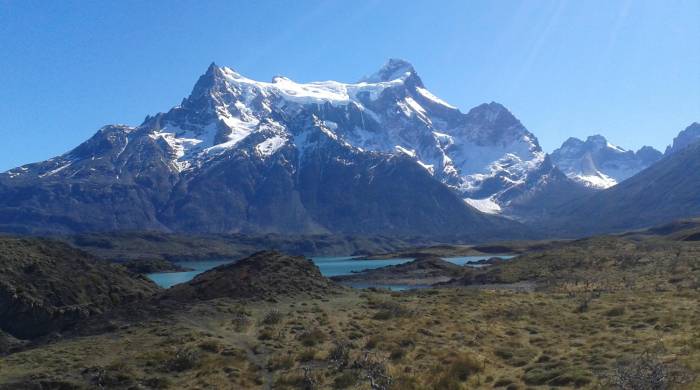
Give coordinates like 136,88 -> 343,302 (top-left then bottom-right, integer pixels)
1,231 -> 700,389
2,287 -> 699,389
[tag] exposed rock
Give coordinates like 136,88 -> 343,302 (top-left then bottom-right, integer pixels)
162,251 -> 339,302
0,237 -> 160,339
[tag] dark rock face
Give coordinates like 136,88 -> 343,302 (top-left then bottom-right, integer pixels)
163,251 -> 338,302
0,237 -> 159,339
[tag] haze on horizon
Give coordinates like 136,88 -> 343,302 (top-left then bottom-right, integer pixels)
0,0 -> 698,172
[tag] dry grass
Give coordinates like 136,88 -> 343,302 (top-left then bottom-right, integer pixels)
1,237 -> 699,389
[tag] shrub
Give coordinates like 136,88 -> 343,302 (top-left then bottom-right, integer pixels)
389,347 -> 405,361
333,371 -> 358,388
143,377 -> 171,389
298,349 -> 316,362
352,351 -> 393,390
199,339 -> 224,353
257,327 -> 277,341
166,347 -> 200,372
328,340 -> 351,369
372,301 -> 412,320
261,309 -> 284,325
232,312 -> 251,332
606,306 -> 626,317
609,351 -> 694,390
268,354 -> 295,370
298,328 -> 326,347
83,364 -> 136,388
432,352 -> 483,389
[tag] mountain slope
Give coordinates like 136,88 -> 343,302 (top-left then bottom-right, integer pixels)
551,135 -> 661,188
550,139 -> 700,235
0,61 -> 533,239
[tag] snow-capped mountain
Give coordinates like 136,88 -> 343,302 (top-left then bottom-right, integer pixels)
167,59 -> 546,213
4,59 -> 549,217
665,122 -> 700,155
0,60 -> 536,238
550,135 -> 662,189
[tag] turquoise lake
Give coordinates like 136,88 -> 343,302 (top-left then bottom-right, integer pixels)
147,255 -> 510,289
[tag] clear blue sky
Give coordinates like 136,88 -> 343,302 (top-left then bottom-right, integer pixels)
1,0 -> 698,171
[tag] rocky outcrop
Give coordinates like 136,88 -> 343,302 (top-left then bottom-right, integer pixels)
0,237 -> 160,339
163,251 -> 339,302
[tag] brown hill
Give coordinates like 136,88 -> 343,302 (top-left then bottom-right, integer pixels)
163,251 -> 339,302
0,237 -> 159,339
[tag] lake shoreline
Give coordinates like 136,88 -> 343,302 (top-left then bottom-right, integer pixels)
147,255 -> 512,289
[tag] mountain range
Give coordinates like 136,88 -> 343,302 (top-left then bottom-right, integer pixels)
547,135 -> 700,235
0,60 -> 697,238
550,135 -> 662,189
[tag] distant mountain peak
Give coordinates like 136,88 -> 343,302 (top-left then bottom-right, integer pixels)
360,58 -> 422,85
467,102 -> 516,121
551,135 -> 661,189
666,122 -> 700,155
585,134 -> 607,145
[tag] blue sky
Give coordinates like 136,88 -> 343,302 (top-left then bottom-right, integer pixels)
1,0 -> 698,171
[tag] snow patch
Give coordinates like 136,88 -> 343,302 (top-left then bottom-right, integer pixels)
39,162 -> 73,178
464,197 -> 502,214
394,145 -> 416,157
571,173 -> 618,189
256,135 -> 287,158
416,160 -> 435,174
219,66 -> 404,107
416,87 -> 456,109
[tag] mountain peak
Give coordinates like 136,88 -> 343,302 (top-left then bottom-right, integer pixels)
206,61 -> 219,72
666,122 -> 700,155
551,134 -> 661,189
561,137 -> 585,148
361,58 -> 421,85
466,102 -> 518,125
585,134 -> 607,143
188,62 -> 229,99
